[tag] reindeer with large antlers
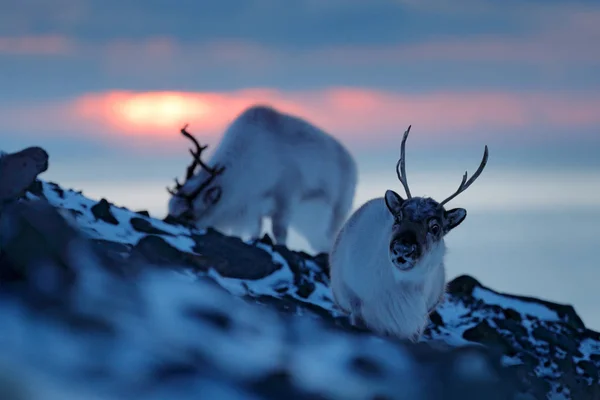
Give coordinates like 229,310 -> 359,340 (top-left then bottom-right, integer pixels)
166,105 -> 358,254
329,125 -> 488,341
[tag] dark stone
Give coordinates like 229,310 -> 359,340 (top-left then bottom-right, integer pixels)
502,308 -> 522,322
129,235 -> 191,267
577,360 -> 600,380
531,326 -> 579,354
67,209 -> 84,218
493,317 -> 528,338
350,356 -> 383,378
429,310 -> 444,327
0,146 -> 49,202
446,275 -> 481,296
185,307 -> 233,331
462,320 -> 513,354
130,217 -> 172,236
249,369 -> 326,400
91,199 -> 119,225
0,200 -> 79,294
25,180 -> 44,198
162,214 -> 195,228
190,229 -> 281,280
135,210 -> 150,217
311,253 -> 330,276
295,279 -> 315,299
50,183 -> 65,198
259,233 -> 274,246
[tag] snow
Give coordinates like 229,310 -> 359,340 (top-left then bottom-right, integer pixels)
575,337 -> 600,362
472,286 -> 560,321
2,178 -> 598,400
33,181 -> 194,248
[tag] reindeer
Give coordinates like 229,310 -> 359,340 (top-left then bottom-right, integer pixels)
329,125 -> 488,341
165,105 -> 358,254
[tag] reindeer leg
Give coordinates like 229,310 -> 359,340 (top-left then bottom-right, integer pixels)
271,205 -> 291,246
248,216 -> 263,241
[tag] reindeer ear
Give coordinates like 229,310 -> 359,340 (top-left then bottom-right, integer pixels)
384,190 -> 404,216
444,208 -> 467,231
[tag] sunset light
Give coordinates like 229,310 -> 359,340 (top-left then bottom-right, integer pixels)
2,1 -> 600,396
118,93 -> 212,126
6,88 -> 594,144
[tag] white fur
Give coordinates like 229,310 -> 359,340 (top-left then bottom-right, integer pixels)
168,105 -> 358,254
329,198 -> 447,341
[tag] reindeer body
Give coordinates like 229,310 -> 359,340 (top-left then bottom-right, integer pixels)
329,126 -> 488,341
167,105 -> 357,254
330,197 -> 448,340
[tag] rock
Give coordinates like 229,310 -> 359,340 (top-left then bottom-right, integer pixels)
0,146 -> 49,204
90,198 -> 119,225
1,178 -> 598,400
0,198 -> 79,306
190,229 -> 282,279
130,217 -> 172,236
446,274 -> 481,297
128,232 -> 281,280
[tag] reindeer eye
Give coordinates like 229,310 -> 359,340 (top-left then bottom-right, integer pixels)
430,223 -> 440,235
204,186 -> 222,205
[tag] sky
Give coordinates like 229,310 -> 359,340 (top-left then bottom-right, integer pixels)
1,0 -> 600,327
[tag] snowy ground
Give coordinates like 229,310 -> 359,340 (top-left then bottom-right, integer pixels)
0,180 -> 596,399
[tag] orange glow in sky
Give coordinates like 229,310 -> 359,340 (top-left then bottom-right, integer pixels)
37,87 -> 600,144
117,93 -> 211,126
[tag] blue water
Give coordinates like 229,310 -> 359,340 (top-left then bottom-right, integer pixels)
444,208 -> 600,330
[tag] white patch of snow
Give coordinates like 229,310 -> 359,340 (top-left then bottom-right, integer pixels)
576,338 -> 600,362
472,287 -> 560,321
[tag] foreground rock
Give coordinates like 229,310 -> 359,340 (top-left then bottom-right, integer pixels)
0,146 -> 48,205
0,178 -> 597,399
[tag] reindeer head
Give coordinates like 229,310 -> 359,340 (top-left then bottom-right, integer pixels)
385,125 -> 488,272
165,125 -> 226,224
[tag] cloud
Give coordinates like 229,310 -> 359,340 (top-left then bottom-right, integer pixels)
0,35 -> 74,55
2,3 -> 599,68
0,0 -> 88,33
1,88 -> 600,152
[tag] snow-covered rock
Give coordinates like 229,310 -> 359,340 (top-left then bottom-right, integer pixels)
0,178 -> 597,400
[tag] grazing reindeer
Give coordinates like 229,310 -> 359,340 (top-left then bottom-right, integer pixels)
166,105 -> 358,254
329,125 -> 488,341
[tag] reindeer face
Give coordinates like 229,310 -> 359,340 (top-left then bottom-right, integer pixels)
167,172 -> 223,226
384,190 -> 466,271
165,125 -> 226,226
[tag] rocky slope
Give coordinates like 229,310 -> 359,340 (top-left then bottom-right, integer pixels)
0,167 -> 598,399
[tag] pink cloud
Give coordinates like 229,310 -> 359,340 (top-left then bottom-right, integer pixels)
0,35 -> 74,55
4,6 -> 599,68
1,88 -> 599,151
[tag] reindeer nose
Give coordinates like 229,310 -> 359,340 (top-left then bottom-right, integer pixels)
392,240 -> 416,257
391,232 -> 420,261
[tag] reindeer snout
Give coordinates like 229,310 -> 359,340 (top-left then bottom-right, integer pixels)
391,240 -> 416,258
390,232 -> 421,268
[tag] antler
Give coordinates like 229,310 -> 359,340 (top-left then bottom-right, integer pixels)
180,124 -> 225,176
166,124 -> 226,198
395,125 -> 413,199
438,145 -> 489,207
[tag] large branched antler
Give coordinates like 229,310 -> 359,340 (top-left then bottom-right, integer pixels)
395,125 -> 413,199
180,124 -> 225,176
166,124 -> 226,198
439,146 -> 489,207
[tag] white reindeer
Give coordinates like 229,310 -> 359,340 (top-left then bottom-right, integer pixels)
165,104 -> 358,254
329,125 -> 488,341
